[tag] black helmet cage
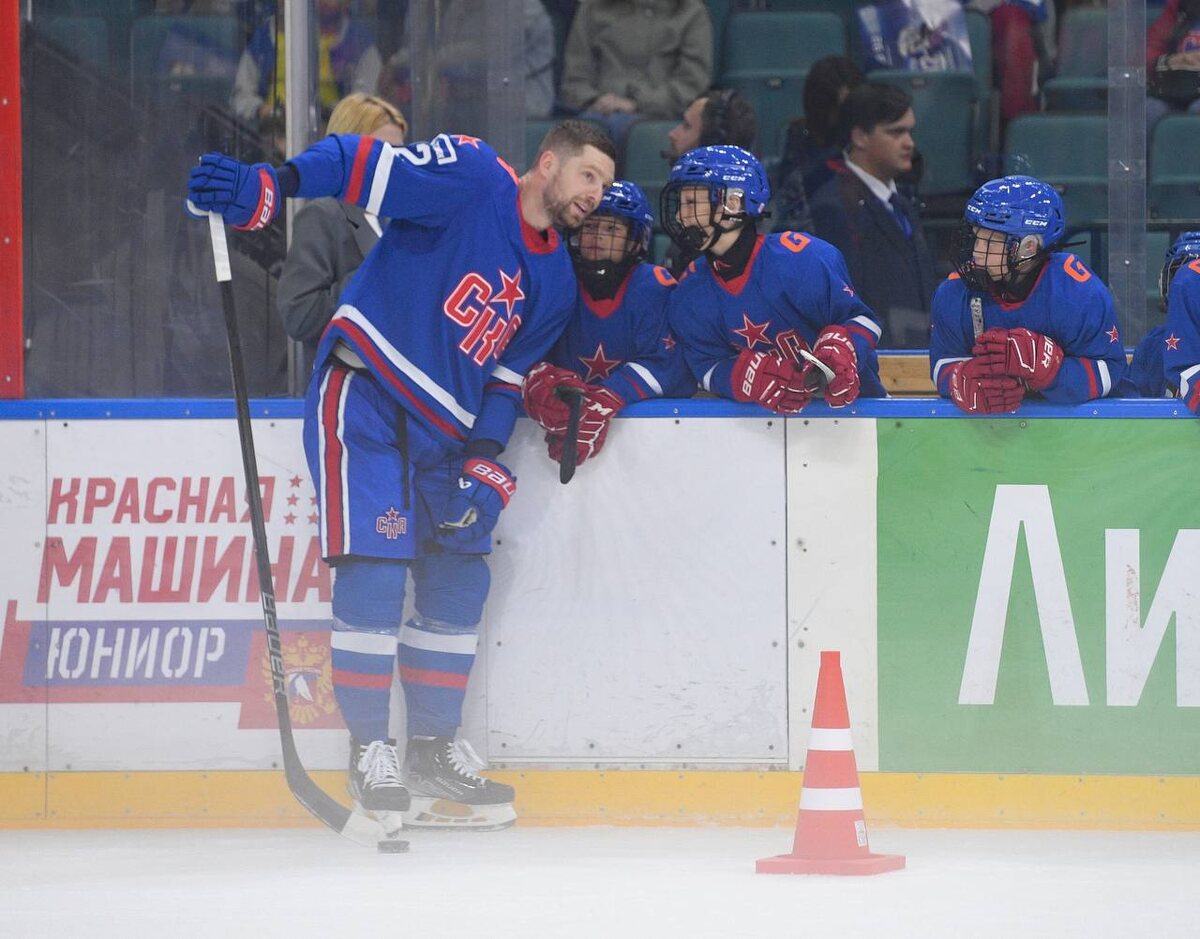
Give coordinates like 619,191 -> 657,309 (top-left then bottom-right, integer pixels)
950,221 -> 1051,304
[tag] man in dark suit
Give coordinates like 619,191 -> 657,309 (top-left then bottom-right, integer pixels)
809,83 -> 936,349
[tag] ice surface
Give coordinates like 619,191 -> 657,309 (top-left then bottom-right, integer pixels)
2,826 -> 1198,938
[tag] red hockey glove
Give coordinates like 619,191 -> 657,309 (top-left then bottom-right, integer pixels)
972,327 -> 1064,391
811,325 -> 860,407
546,386 -> 624,466
946,358 -> 1026,414
522,362 -> 589,433
730,349 -> 812,414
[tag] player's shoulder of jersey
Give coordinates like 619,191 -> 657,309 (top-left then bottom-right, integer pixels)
632,262 -> 679,292
762,230 -> 840,264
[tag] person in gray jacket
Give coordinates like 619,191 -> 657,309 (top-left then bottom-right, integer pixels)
276,93 -> 408,362
560,0 -> 712,150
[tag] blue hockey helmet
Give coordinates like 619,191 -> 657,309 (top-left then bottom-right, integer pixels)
964,175 -> 1066,247
952,175 -> 1065,302
660,145 -> 770,252
594,179 -> 654,257
1160,230 -> 1200,307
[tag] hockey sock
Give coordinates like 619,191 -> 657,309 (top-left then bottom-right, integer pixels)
397,615 -> 479,737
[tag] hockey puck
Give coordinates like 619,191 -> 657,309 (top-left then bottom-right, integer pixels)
377,839 -> 410,854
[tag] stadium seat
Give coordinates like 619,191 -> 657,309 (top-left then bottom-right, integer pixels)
623,120 -> 677,228
1004,113 -> 1108,227
36,16 -> 109,70
1041,8 -> 1108,111
965,9 -> 995,156
706,0 -> 732,76
868,70 -> 977,195
1149,115 -> 1200,220
130,15 -> 240,107
722,11 -> 846,74
525,119 -> 556,165
720,12 -> 845,164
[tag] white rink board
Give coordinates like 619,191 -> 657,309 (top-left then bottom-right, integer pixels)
486,416 -> 788,762
0,415 -> 879,770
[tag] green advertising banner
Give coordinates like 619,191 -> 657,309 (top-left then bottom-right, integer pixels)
878,419 -> 1200,773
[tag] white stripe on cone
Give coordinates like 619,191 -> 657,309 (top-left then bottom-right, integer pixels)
799,787 -> 864,811
807,727 -> 854,751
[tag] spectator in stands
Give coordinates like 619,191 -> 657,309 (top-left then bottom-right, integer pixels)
663,87 -> 768,276
381,0 -> 556,120
1147,0 -> 1200,131
559,0 -> 712,152
930,175 -> 1126,413
276,93 -> 407,364
809,83 -> 935,349
777,57 -> 865,203
230,0 -> 382,126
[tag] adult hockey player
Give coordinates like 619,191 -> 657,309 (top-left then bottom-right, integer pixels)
659,145 -> 885,414
188,120 -> 616,832
930,175 -> 1127,414
522,180 -> 695,468
1124,231 -> 1200,409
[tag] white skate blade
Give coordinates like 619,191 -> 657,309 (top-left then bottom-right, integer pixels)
402,797 -> 516,831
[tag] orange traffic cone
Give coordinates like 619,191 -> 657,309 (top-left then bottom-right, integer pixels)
756,650 -> 905,875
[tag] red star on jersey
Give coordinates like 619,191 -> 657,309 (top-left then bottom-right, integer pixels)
732,313 -> 772,349
493,268 -> 525,317
452,134 -> 482,149
841,283 -> 856,297
580,343 -> 621,381
1106,325 -> 1120,343
1166,333 -> 1182,350
663,333 -> 677,351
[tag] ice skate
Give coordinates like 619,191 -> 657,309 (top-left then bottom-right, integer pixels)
347,738 -> 410,837
402,736 -> 516,831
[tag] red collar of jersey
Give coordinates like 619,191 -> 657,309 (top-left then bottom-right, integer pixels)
712,234 -> 765,296
580,266 -> 636,319
516,193 -> 560,254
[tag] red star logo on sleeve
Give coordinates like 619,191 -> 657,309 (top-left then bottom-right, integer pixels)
841,283 -> 856,297
452,134 -> 483,149
1166,333 -> 1182,350
663,333 -> 677,351
579,343 -> 622,381
493,268 -> 525,317
732,313 -> 772,349
1106,325 -> 1120,343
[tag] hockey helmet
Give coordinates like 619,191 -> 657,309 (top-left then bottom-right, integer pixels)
1160,230 -> 1200,308
660,145 -> 770,252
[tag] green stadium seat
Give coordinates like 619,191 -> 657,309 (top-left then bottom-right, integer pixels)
525,119 -> 557,164
706,0 -> 732,76
623,120 -> 677,228
1004,113 -> 1108,227
1041,8 -> 1108,111
36,16 -> 110,69
130,15 -> 240,107
965,10 -> 994,156
1149,115 -> 1200,220
722,11 -> 846,74
869,70 -> 978,195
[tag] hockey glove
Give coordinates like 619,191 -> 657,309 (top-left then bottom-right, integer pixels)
437,458 -> 516,549
946,358 -> 1026,414
811,325 -> 860,407
522,361 -> 589,433
546,386 -> 624,466
730,349 -> 812,414
187,154 -> 280,231
972,327 -> 1064,391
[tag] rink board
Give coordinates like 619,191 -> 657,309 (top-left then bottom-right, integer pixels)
0,397 -> 1197,827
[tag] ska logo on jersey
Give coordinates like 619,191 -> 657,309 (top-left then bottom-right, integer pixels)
443,269 -> 526,366
375,507 -> 406,540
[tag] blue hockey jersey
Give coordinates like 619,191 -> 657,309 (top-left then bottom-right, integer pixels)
1125,260 -> 1200,410
291,132 -> 578,448
929,253 -> 1127,402
550,263 -> 696,401
666,232 -> 885,400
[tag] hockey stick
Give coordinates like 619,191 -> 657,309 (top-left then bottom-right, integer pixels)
555,386 -> 585,485
194,206 -> 388,849
799,348 -> 836,390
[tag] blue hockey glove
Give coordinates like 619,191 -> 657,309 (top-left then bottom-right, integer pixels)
187,154 -> 280,231
437,458 -> 517,549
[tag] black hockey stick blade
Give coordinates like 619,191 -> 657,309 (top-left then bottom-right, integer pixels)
196,206 -> 391,850
555,386 -> 585,485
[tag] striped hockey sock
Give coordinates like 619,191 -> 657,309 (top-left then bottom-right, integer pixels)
397,616 -> 479,738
